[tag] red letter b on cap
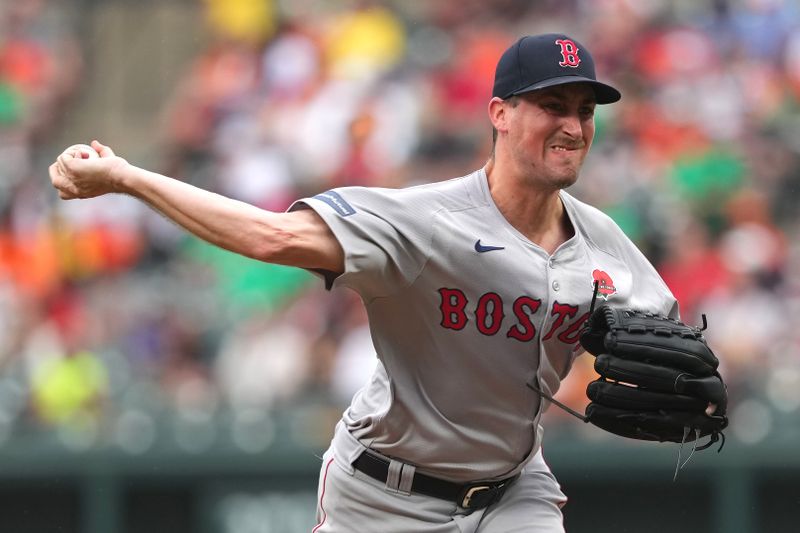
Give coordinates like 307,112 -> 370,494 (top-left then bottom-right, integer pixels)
555,39 -> 581,68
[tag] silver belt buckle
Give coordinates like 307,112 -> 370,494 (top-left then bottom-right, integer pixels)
461,485 -> 491,508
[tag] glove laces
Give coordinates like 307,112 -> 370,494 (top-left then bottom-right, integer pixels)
673,427 -> 699,481
524,279 -> 599,422
526,380 -> 588,422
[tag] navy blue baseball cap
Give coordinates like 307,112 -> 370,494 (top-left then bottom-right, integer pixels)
492,33 -> 621,104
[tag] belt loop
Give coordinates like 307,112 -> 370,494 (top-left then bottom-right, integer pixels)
398,463 -> 415,495
385,459 -> 403,493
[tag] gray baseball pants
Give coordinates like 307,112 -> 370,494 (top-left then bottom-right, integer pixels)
312,424 -> 566,532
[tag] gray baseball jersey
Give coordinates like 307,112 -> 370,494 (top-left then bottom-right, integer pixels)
292,167 -> 677,483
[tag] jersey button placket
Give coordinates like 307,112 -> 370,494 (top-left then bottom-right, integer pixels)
549,258 -> 559,291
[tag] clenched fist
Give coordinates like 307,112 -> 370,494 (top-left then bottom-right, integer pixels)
49,140 -> 130,200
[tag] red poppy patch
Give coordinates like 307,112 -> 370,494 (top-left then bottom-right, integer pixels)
592,269 -> 617,300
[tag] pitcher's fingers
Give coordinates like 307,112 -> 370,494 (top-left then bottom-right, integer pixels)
49,163 -> 69,190
56,157 -> 68,178
57,153 -> 73,175
91,140 -> 115,157
51,172 -> 75,194
58,150 -> 76,163
57,152 -> 84,176
53,178 -> 79,199
48,162 -> 62,181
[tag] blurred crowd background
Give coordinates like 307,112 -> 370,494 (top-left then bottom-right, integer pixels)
1,0 -> 800,458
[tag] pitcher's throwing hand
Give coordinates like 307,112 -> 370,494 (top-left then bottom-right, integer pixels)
50,140 -> 129,200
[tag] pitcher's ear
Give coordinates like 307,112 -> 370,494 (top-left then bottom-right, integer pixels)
488,97 -> 510,134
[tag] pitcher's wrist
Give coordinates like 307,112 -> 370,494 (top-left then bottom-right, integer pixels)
109,159 -> 135,194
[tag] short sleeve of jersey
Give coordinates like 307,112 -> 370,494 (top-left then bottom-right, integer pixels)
289,187 -> 439,300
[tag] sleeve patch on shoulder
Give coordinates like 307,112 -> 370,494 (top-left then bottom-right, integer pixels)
314,191 -> 356,217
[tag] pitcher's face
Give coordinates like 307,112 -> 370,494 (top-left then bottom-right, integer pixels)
505,83 -> 596,189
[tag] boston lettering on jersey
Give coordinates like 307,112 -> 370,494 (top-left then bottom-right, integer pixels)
438,288 -> 589,345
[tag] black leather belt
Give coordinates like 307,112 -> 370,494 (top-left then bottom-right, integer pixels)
352,451 -> 518,510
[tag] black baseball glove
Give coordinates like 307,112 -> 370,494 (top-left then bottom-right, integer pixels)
578,306 -> 728,451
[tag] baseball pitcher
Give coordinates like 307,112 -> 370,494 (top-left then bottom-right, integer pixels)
49,33 -> 727,532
